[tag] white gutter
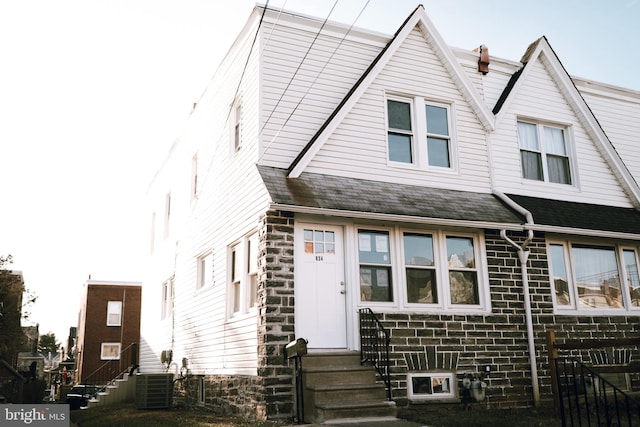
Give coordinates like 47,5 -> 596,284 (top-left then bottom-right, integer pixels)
494,191 -> 540,407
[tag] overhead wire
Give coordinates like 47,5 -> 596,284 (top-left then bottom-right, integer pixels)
259,0 -> 340,136
258,0 -> 372,163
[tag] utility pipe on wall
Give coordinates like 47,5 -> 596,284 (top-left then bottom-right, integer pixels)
494,190 -> 540,407
500,228 -> 540,407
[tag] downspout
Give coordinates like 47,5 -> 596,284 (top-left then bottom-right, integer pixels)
494,190 -> 540,407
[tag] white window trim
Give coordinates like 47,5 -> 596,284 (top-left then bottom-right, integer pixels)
197,251 -> 213,290
407,372 -> 457,401
100,342 -> 121,360
164,192 -> 171,240
230,98 -> 242,155
106,301 -> 122,326
385,93 -> 458,172
161,276 -> 174,320
356,226 -> 490,313
227,232 -> 259,318
190,153 -> 198,202
548,238 -> 640,315
517,118 -> 576,186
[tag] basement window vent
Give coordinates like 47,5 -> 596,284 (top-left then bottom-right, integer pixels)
407,372 -> 457,401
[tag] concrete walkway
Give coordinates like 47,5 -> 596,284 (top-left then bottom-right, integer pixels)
303,417 -> 424,427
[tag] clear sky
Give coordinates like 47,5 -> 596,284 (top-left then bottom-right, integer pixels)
1,0 -> 638,343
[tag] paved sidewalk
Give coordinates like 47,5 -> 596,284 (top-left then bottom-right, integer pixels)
302,418 -> 424,427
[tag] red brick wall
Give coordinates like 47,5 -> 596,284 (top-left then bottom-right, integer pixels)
77,284 -> 141,384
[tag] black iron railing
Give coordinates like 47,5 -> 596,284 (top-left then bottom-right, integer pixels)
359,308 -> 391,400
83,342 -> 138,386
553,357 -> 640,427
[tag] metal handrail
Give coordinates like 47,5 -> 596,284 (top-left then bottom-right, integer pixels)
359,308 -> 391,400
83,342 -> 138,386
554,357 -> 640,427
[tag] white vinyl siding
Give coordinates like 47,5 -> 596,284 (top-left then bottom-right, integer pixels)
258,19 -> 385,168
304,27 -> 491,193
491,58 -> 632,206
578,86 -> 640,186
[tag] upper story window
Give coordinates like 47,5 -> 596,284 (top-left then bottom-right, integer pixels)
425,104 -> 451,168
197,252 -> 213,290
106,301 -> 122,326
386,95 -> 454,170
548,240 -> 640,313
358,227 -> 488,311
231,99 -> 242,154
164,192 -> 171,239
517,121 -> 572,184
387,99 -> 414,163
191,154 -> 198,202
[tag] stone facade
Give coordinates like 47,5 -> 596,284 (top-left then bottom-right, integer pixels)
186,216 -> 640,418
378,229 -> 640,408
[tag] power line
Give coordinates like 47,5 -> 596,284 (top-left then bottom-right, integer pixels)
258,0 -> 372,163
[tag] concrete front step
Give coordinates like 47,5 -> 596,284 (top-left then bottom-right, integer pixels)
314,400 -> 397,424
300,351 -> 396,424
303,352 -> 363,368
303,366 -> 377,387
306,383 -> 387,404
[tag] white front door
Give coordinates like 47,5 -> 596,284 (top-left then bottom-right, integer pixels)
295,224 -> 347,349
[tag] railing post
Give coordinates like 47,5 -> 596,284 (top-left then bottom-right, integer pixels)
131,342 -> 138,367
546,330 -> 560,412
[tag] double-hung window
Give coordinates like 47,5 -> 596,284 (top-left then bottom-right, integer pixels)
197,252 -> 212,290
518,121 -> 572,184
358,228 -> 487,311
228,233 -> 259,317
359,230 -> 393,302
386,96 -> 454,169
106,301 -> 122,326
548,240 -> 640,312
387,99 -> 414,163
425,104 -> 451,168
161,277 -> 174,320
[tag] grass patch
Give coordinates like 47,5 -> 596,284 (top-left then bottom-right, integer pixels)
71,402 -> 563,427
400,405 -> 563,427
70,403 -> 288,427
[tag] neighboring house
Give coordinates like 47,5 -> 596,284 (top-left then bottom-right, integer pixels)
75,280 -> 141,384
17,325 -> 44,380
0,270 -> 25,402
139,4 -> 640,422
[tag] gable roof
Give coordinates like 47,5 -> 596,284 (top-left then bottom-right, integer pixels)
493,36 -> 640,208
507,194 -> 640,238
287,5 -> 495,178
259,165 -> 524,227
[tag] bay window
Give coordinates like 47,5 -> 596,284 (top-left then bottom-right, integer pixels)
548,240 -> 640,312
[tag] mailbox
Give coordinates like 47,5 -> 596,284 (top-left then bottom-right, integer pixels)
284,338 -> 308,359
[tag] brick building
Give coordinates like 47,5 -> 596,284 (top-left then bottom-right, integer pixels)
75,280 -> 141,384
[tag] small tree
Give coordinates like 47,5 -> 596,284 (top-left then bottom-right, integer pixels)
0,255 -> 26,364
38,333 -> 59,358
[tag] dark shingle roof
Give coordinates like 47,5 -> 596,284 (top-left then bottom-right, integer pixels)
507,194 -> 640,235
258,165 -> 524,225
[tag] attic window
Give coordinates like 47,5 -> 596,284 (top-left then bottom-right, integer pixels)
517,121 -> 572,185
